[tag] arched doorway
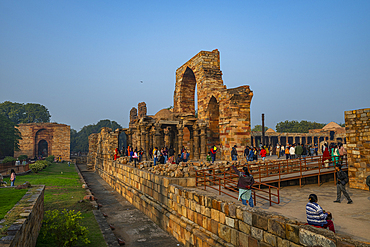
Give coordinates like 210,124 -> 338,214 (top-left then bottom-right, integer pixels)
207,96 -> 220,147
177,67 -> 197,116
38,140 -> 48,157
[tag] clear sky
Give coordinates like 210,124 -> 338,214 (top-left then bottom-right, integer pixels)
1,1 -> 369,131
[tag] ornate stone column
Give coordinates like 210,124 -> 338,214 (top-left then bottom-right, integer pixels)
193,124 -> 200,160
200,124 -> 207,160
177,124 -> 184,155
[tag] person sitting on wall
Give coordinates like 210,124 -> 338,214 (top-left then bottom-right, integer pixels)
0,174 -> 7,187
306,194 -> 335,232
206,152 -> 212,162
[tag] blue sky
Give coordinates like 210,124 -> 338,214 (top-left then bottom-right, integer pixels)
1,1 -> 369,130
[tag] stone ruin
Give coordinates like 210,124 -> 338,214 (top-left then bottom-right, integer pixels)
121,50 -> 253,161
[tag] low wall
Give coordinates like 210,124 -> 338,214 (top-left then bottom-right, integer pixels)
0,185 -> 45,247
95,160 -> 368,247
0,164 -> 30,176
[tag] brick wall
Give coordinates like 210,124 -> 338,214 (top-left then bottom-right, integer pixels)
0,185 -> 45,247
95,161 -> 365,247
345,108 -> 370,190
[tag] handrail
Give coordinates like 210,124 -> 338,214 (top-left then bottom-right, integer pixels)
196,154 -> 347,205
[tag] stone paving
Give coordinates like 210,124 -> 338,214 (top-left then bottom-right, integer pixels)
78,164 -> 182,247
209,181 -> 370,244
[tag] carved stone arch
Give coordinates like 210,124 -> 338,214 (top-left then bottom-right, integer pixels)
35,128 -> 52,157
207,96 -> 220,146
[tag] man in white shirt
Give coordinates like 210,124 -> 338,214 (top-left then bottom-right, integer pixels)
289,145 -> 296,159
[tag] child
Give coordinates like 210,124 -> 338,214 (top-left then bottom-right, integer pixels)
10,169 -> 16,186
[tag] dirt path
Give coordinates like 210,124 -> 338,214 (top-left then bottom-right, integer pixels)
78,164 -> 181,247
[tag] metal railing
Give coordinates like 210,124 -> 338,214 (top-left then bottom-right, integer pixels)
195,155 -> 347,205
196,165 -> 280,206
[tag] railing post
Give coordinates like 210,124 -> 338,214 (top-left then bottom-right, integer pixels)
196,171 -> 198,187
219,177 -> 221,195
269,186 -> 272,206
204,172 -> 206,190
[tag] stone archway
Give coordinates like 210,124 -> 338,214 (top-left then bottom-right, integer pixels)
35,128 -> 51,158
38,140 -> 48,157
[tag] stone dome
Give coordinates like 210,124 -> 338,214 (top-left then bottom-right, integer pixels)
154,109 -> 174,120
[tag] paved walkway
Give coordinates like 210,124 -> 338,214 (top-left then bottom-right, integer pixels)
78,164 -> 182,247
200,182 -> 370,243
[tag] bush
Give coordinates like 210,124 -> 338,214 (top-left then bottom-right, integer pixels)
2,156 -> 16,164
41,209 -> 90,247
18,154 -> 28,160
45,155 -> 55,163
29,160 -> 49,173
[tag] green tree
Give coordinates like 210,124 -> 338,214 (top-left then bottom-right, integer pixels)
276,120 -> 325,133
0,114 -> 21,158
70,120 -> 124,153
0,101 -> 51,124
252,125 -> 269,132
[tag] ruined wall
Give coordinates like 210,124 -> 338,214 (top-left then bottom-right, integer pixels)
345,108 -> 370,190
0,186 -> 45,247
14,123 -> 70,161
95,160 -> 365,247
173,49 -> 225,119
130,107 -> 138,123
138,102 -> 147,119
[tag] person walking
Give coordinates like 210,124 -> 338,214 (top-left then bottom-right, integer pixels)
231,145 -> 238,161
210,145 -> 217,163
295,143 -> 303,159
260,146 -> 267,161
276,144 -> 280,159
289,144 -> 296,159
244,146 -> 249,161
248,147 -> 254,161
285,146 -> 290,159
232,164 -> 254,207
334,165 -> 353,204
10,169 -> 16,186
153,147 -> 159,166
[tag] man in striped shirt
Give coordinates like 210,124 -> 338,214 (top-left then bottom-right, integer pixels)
306,194 -> 335,232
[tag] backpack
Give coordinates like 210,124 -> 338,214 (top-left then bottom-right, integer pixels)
239,173 -> 254,187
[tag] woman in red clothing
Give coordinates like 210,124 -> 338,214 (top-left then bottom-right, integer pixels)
260,146 -> 267,161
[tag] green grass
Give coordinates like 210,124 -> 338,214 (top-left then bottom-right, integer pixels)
0,188 -> 27,220
3,163 -> 106,247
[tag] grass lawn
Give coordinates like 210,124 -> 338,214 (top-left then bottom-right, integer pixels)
0,188 -> 28,219
2,163 -> 107,247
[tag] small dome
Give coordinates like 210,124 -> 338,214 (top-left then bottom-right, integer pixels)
266,128 -> 275,133
154,109 -> 174,120
322,122 -> 341,130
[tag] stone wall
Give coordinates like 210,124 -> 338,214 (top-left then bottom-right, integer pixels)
14,123 -> 70,161
0,185 -> 45,247
138,102 -> 147,119
95,160 -> 366,247
345,108 -> 370,190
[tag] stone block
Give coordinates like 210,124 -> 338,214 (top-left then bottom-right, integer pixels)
219,212 -> 226,224
239,220 -> 251,235
211,219 -> 219,235
243,210 -> 252,225
268,217 -> 286,238
276,237 -> 289,247
238,232 -> 249,247
252,213 -> 268,230
225,216 -> 235,228
218,224 -> 231,243
336,240 -> 356,247
236,206 -> 243,220
286,223 -> 300,244
231,228 -> 238,246
263,232 -> 277,247
248,236 -> 259,247
211,209 -> 220,222
251,226 -> 263,241
299,228 -> 336,247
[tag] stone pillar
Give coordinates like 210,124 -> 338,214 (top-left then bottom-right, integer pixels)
154,124 -> 161,149
177,124 -> 184,155
299,137 -> 302,144
200,124 -> 207,160
145,127 -> 150,161
140,124 -> 147,160
164,127 -> 170,147
189,127 -> 194,159
193,125 -> 200,160
151,127 -> 155,150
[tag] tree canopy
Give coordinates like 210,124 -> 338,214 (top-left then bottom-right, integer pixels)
252,125 -> 269,132
0,114 -> 21,158
275,120 -> 325,133
0,101 -> 51,124
70,120 -> 124,153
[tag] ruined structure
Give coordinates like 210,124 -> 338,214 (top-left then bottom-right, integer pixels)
345,108 -> 370,191
14,123 -> 70,161
123,50 -> 253,161
251,122 -> 346,152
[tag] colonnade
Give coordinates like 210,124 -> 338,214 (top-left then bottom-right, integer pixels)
123,121 -> 209,161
